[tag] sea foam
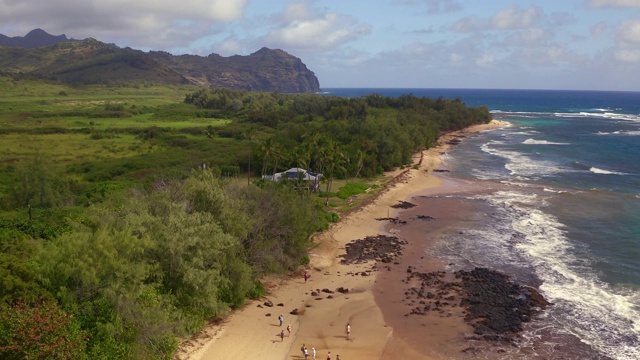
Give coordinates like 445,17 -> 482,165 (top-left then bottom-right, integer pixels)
523,138 -> 570,145
479,191 -> 640,360
481,141 -> 565,179
590,167 -> 628,175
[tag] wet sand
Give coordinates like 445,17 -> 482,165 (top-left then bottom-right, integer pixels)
373,172 -> 513,359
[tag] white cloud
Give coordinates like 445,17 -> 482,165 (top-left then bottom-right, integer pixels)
451,17 -> 486,32
587,0 -> 640,8
449,52 -> 464,64
591,21 -> 608,36
614,48 -> 640,61
264,2 -> 371,52
491,6 -> 542,30
0,0 -> 247,49
616,18 -> 640,43
394,0 -> 462,13
505,28 -> 552,46
610,18 -> 640,62
476,53 -> 495,67
451,6 -> 543,33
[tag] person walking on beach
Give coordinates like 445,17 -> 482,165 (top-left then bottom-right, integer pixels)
304,346 -> 309,359
287,324 -> 292,336
312,347 -> 316,360
304,271 -> 308,282
326,351 -> 331,360
301,344 -> 306,357
346,323 -> 351,340
280,330 -> 285,342
278,314 -> 284,326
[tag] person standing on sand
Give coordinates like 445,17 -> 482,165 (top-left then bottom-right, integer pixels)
304,346 -> 309,359
278,314 -> 283,326
312,347 -> 316,359
287,324 -> 292,336
304,271 -> 308,282
326,351 -> 331,360
346,323 -> 351,340
301,344 -> 306,357
280,330 -> 284,342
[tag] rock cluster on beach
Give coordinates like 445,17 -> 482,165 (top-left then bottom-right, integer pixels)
340,235 -> 407,266
402,266 -> 550,344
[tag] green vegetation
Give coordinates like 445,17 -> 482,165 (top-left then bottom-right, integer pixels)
0,75 -> 491,359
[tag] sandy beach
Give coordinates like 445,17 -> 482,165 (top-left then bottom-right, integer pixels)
175,120 -> 507,360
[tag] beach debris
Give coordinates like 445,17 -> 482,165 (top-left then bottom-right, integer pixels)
415,215 -> 436,221
290,309 -> 300,315
391,200 -> 416,209
264,300 -> 274,307
336,287 -> 349,294
276,303 -> 284,307
375,217 -> 407,224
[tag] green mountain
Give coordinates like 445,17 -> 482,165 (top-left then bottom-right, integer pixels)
0,30 -> 321,93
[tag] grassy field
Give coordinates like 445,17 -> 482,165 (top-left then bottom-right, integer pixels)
0,75 -> 400,217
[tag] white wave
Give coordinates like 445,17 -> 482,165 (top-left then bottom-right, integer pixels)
590,167 -> 628,175
511,131 -> 540,135
596,130 -> 640,136
523,138 -> 570,145
478,191 -> 640,360
492,109 -> 640,122
481,141 -> 566,178
543,188 -> 565,193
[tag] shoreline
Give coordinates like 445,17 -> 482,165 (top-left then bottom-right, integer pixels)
176,120 -> 507,360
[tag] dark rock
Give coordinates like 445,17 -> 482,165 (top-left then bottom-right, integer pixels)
264,300 -> 273,307
340,235 -> 406,267
391,201 -> 416,209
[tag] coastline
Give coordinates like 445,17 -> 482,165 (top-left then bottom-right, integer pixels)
175,120 -> 507,360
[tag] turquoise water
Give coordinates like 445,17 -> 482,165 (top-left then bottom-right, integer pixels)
328,88 -> 640,359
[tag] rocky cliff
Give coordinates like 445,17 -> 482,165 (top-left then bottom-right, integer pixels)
0,29 -> 320,93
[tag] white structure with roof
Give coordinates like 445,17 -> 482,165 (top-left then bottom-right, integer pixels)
262,168 -> 322,190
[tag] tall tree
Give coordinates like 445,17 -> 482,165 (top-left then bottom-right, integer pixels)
322,139 -> 347,206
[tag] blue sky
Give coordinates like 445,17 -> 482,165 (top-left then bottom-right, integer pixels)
1,0 -> 640,91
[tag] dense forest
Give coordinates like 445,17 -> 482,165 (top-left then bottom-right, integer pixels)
0,84 -> 491,359
185,89 -> 491,178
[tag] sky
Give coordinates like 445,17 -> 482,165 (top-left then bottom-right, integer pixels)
1,0 -> 640,91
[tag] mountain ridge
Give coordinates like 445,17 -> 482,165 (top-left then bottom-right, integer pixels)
0,29 -> 320,93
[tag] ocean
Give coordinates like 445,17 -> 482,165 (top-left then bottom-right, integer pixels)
326,88 -> 640,359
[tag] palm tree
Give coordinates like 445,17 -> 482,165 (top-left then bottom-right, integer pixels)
322,139 -> 347,206
352,149 -> 364,180
260,137 -> 276,178
244,126 -> 257,186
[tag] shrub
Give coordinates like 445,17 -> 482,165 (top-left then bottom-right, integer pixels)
324,212 -> 339,223
336,182 -> 369,200
0,301 -> 87,360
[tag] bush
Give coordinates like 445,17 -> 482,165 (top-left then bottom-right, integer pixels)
324,212 -> 339,223
337,182 -> 369,199
247,281 -> 266,299
0,301 -> 87,360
